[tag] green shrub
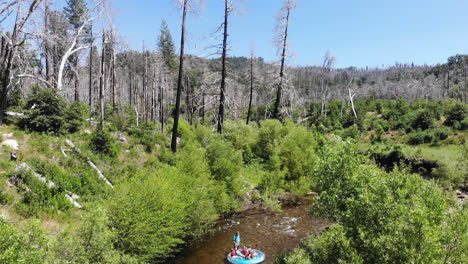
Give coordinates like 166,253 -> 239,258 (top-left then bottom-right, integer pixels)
0,191 -> 13,205
279,127 -> 317,185
444,102 -> 467,127
461,117 -> 468,130
407,130 -> 433,145
276,224 -> 363,264
13,167 -> 72,217
18,87 -> 65,134
410,109 -> 434,130
174,144 -> 222,229
310,142 -> 466,263
108,170 -> 189,263
223,121 -> 258,163
205,136 -> 243,197
431,164 -> 465,190
374,124 -> 385,142
342,124 -> 360,140
167,118 -> 195,144
255,119 -> 285,160
91,126 -> 117,157
62,101 -> 89,133
433,127 -> 450,140
0,219 -> 49,264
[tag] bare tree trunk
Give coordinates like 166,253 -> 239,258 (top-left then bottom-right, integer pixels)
185,75 -> 190,121
99,29 -> 106,124
447,69 -> 450,98
201,89 -> 205,122
273,6 -> 290,120
255,89 -> 260,124
246,47 -> 254,125
134,64 -> 138,116
74,52 -> 80,101
52,12 -> 58,88
465,63 -> 467,104
44,0 -> 51,84
151,68 -> 155,122
143,41 -> 147,121
159,75 -> 164,132
171,0 -> 187,152
349,88 -> 358,121
89,28 -> 93,108
128,65 -> 132,105
112,30 -> 116,112
217,0 -> 229,134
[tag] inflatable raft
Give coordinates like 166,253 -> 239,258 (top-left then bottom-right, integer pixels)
227,249 -> 265,264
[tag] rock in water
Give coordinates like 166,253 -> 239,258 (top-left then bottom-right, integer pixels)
2,139 -> 19,150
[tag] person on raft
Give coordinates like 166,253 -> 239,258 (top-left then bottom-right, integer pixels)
233,231 -> 240,249
242,246 -> 253,259
230,248 -> 241,259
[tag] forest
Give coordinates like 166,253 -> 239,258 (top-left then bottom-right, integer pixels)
0,0 -> 467,263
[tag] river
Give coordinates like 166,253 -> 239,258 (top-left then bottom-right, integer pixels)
172,197 -> 329,264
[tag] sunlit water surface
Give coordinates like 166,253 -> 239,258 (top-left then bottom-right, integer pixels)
172,197 -> 329,264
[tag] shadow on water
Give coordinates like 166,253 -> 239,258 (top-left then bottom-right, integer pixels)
171,197 -> 329,264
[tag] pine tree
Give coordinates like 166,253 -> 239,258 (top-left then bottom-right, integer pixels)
158,20 -> 176,71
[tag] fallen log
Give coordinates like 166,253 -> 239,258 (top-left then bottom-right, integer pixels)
15,163 -> 82,208
65,139 -> 114,189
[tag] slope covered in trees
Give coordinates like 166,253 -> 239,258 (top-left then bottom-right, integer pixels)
0,0 -> 467,263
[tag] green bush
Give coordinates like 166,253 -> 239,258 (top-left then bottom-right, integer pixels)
444,102 -> 467,127
433,127 -> 450,140
205,136 -> 243,197
13,167 -> 72,217
108,170 -> 189,263
62,101 -> 89,133
91,126 -> 117,157
410,109 -> 434,130
342,124 -> 360,140
0,191 -> 13,205
276,225 -> 363,264
308,141 -> 467,263
279,127 -> 317,185
223,121 -> 258,163
407,130 -> 433,145
461,117 -> 468,130
18,87 -> 65,134
0,219 -> 49,264
255,119 -> 285,160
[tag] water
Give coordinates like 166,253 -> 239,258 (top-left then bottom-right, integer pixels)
172,197 -> 329,264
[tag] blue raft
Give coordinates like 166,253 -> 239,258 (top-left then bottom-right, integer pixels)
227,250 -> 265,264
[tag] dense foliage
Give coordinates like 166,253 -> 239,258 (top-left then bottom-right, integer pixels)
1,90 -> 467,263
277,141 -> 468,264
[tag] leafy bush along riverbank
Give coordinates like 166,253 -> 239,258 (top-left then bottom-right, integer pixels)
0,115 -> 325,263
276,142 -> 467,264
1,94 -> 467,263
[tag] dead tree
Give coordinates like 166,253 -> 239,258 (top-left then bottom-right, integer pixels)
56,0 -> 105,91
89,26 -> 94,107
143,41 -> 148,121
171,0 -> 188,152
111,29 -> 116,112
246,41 -> 255,125
99,29 -> 106,124
272,0 -> 295,120
320,51 -> 335,120
217,0 -> 231,134
0,0 -> 43,126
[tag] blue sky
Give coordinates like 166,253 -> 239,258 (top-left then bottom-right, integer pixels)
112,0 -> 468,68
